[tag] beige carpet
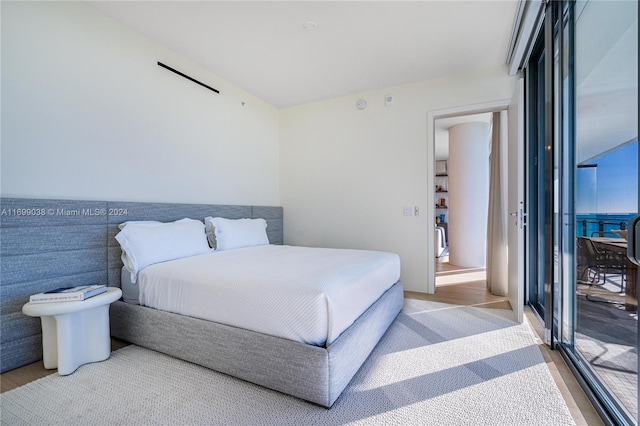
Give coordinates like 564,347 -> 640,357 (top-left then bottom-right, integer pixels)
1,299 -> 575,425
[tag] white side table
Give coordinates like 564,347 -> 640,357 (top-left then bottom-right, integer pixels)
22,287 -> 122,375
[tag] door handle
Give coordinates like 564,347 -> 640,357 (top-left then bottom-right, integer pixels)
509,209 -> 527,229
520,209 -> 528,229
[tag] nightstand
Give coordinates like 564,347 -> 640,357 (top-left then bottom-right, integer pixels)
22,287 -> 122,375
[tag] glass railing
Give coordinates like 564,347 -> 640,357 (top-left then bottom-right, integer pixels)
576,214 -> 636,237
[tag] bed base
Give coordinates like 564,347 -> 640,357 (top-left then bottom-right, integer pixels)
110,280 -> 402,408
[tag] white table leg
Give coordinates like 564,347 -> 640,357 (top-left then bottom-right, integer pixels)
40,316 -> 58,370
54,305 -> 112,376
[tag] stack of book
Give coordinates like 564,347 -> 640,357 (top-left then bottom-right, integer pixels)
29,285 -> 107,304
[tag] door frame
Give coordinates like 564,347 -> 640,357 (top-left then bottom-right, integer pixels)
507,77 -> 526,323
427,99 -> 511,294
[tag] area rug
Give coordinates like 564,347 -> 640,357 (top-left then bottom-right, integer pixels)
1,299 -> 575,425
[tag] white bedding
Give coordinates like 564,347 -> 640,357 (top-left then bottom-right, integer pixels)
136,245 -> 400,346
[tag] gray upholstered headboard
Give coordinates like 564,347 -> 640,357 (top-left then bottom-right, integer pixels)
0,198 -> 283,372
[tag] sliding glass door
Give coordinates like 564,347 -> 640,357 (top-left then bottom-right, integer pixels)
569,0 -> 638,421
525,1 -> 638,423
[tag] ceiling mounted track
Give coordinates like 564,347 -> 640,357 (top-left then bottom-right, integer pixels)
157,62 -> 220,94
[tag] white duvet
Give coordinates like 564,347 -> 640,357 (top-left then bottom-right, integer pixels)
137,245 -> 401,346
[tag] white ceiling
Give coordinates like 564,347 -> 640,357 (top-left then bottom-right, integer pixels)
89,1 -> 519,108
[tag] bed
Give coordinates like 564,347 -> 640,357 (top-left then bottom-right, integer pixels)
109,214 -> 403,408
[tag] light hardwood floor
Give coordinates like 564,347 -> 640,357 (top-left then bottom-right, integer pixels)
2,272 -> 604,425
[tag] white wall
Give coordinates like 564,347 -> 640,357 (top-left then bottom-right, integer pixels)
2,1 -> 517,293
1,1 -> 280,206
280,67 -> 516,292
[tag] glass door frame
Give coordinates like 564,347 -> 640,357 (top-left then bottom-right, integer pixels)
524,0 -> 638,423
525,31 -> 548,333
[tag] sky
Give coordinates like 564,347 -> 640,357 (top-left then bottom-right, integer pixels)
576,140 -> 638,214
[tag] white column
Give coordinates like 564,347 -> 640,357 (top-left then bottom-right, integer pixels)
448,122 -> 490,268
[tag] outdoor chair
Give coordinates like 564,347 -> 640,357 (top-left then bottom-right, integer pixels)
576,236 -> 626,292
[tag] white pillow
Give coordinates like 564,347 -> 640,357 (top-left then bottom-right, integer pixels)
117,221 -> 165,271
205,217 -> 269,251
115,218 -> 210,283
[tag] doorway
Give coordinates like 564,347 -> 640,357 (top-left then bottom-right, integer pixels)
426,100 -> 510,295
434,113 -> 491,289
